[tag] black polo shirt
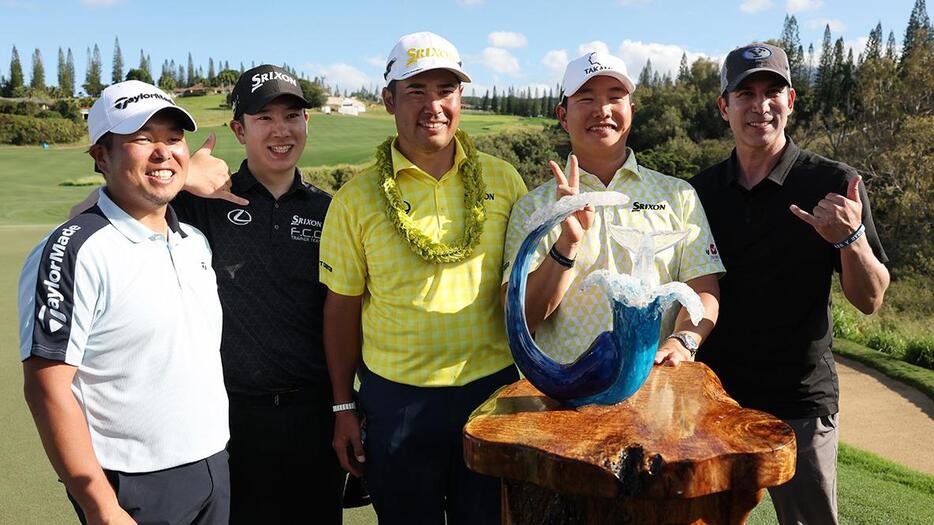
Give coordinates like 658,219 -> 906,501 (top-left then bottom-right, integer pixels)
173,161 -> 331,395
689,137 -> 887,419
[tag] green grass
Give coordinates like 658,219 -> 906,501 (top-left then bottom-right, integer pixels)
834,338 -> 934,402
0,95 -> 552,227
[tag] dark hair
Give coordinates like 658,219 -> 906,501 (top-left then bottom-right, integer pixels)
385,80 -> 397,96
90,132 -> 114,174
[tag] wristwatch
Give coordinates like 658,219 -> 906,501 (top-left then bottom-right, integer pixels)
332,401 -> 357,413
667,331 -> 699,359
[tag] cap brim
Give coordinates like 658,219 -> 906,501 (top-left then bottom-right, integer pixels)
109,105 -> 197,136
563,71 -> 636,97
725,68 -> 791,93
395,65 -> 471,84
239,92 -> 313,116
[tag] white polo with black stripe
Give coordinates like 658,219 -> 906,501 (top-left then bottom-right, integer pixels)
18,190 -> 229,473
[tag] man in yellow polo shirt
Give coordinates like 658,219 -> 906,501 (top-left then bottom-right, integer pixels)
502,52 -> 723,367
320,32 -> 526,524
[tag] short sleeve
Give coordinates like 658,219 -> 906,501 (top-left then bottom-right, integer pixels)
502,189 -> 550,285
676,182 -> 726,282
18,233 -> 99,366
319,195 -> 367,296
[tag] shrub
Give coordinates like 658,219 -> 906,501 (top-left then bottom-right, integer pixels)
904,336 -> 934,369
0,114 -> 86,145
473,127 -> 563,190
865,329 -> 907,359
300,164 -> 364,193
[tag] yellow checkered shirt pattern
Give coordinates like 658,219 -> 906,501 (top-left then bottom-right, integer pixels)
502,150 -> 724,363
320,136 -> 527,387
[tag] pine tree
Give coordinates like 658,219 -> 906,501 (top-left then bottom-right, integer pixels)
886,31 -> 898,60
902,0 -> 933,62
491,86 -> 499,113
677,53 -> 690,84
208,58 -> 215,83
64,48 -> 75,97
57,48 -> 66,93
638,59 -> 654,87
112,37 -> 123,84
6,46 -> 24,96
186,53 -> 195,87
865,23 -> 884,62
30,48 -> 45,91
83,44 -> 104,96
815,25 -> 834,112
481,89 -> 489,111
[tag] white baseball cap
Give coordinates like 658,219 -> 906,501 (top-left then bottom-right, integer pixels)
88,80 -> 196,144
383,31 -> 471,84
561,52 -> 636,98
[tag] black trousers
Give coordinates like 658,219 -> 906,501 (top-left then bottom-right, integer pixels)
68,450 -> 230,525
227,387 -> 345,525
359,366 -> 519,525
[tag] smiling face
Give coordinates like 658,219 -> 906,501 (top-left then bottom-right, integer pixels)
557,75 -> 635,164
382,69 -> 462,164
232,95 -> 308,178
719,72 -> 795,154
90,110 -> 189,220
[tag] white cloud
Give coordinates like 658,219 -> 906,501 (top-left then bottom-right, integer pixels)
806,18 -> 846,33
542,50 -> 569,77
302,63 -> 379,91
786,0 -> 822,13
480,47 -> 521,76
82,0 -> 119,5
365,55 -> 385,68
488,31 -> 528,48
739,0 -> 773,14
577,41 -> 611,56
615,40 -> 719,83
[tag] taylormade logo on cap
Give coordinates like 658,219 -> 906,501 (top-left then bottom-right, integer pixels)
87,80 -> 196,145
384,31 -> 471,84
112,92 -> 175,110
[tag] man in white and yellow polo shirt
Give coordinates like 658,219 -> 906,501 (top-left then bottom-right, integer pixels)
503,52 -> 723,366
320,32 -> 526,525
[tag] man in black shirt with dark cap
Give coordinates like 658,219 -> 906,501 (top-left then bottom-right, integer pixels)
72,65 -> 344,524
690,43 -> 890,525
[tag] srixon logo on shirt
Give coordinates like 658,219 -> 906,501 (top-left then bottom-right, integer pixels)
290,214 -> 322,243
39,224 -> 81,333
631,201 -> 667,212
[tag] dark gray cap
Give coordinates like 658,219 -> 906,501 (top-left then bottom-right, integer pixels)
230,64 -> 312,119
720,43 -> 791,95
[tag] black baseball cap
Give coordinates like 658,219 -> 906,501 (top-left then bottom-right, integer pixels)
720,43 -> 792,96
230,64 -> 312,119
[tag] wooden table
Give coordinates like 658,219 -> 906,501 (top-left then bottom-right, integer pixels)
463,362 -> 796,525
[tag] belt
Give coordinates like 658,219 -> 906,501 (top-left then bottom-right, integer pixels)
227,387 -> 327,408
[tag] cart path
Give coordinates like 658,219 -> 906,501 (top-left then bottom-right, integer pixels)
836,355 -> 934,475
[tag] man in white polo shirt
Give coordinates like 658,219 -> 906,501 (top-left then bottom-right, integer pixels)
18,80 -> 229,525
502,52 -> 723,367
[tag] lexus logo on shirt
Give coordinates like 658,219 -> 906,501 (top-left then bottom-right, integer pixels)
227,209 -> 252,226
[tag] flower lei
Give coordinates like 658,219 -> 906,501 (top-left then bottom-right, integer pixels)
376,129 -> 487,264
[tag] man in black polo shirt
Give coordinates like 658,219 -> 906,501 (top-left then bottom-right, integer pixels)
690,43 -> 890,525
71,65 -> 344,523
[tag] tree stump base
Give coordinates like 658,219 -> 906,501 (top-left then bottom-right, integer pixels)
464,363 -> 796,525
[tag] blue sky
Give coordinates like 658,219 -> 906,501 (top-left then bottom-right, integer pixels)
0,0 -> 922,96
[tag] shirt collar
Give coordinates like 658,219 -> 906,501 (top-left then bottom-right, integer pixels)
233,159 -> 307,197
98,188 -> 187,244
569,147 -> 642,191
724,135 -> 801,188
391,135 -> 467,181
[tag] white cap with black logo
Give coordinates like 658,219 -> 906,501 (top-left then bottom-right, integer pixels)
88,80 -> 196,144
561,52 -> 636,98
383,31 -> 471,84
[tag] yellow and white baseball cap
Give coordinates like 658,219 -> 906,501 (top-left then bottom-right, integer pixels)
383,31 -> 471,84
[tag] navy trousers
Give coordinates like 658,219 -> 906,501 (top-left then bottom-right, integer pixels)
68,450 -> 230,525
359,366 -> 518,525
